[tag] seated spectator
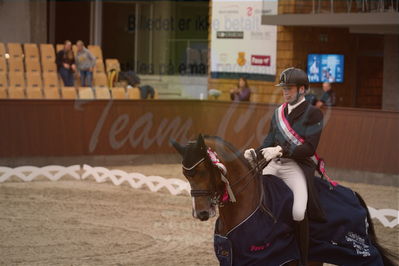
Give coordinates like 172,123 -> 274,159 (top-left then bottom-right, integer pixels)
119,71 -> 140,87
119,71 -> 155,99
230,77 -> 251,102
316,82 -> 336,108
56,40 -> 76,86
75,40 -> 96,87
139,85 -> 155,99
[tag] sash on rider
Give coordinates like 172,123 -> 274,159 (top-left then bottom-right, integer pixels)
275,103 -> 337,186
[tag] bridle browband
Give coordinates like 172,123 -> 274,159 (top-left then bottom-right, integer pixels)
182,158 -> 205,171
183,155 -> 220,200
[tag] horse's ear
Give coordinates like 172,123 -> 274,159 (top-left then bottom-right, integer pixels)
196,134 -> 206,150
170,139 -> 185,156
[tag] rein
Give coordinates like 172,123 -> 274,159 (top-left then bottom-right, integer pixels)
228,156 -> 270,198
230,157 -> 267,188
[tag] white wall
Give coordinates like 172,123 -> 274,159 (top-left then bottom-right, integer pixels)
140,74 -> 208,99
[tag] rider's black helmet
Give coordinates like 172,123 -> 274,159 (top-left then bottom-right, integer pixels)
275,67 -> 309,90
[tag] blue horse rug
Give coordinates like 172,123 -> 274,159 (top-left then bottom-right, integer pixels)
214,175 -> 383,266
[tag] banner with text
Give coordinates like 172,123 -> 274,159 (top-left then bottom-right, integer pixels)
210,0 -> 277,81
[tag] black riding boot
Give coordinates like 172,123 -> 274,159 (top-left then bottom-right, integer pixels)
294,216 -> 309,266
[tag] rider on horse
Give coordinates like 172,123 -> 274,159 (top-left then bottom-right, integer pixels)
244,67 -> 326,266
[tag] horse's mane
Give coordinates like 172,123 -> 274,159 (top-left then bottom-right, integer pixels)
203,135 -> 251,169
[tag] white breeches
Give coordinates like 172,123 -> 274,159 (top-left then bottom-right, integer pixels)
262,158 -> 308,221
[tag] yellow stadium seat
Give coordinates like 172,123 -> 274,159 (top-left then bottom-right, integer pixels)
43,72 -> 59,89
26,72 -> 43,88
44,88 -> 60,99
40,44 -> 56,62
8,72 -> 25,88
24,43 -> 39,59
111,87 -> 126,99
8,58 -> 24,72
0,58 -> 6,72
127,87 -> 140,99
105,58 -> 120,72
26,87 -> 43,99
8,87 -> 25,99
88,45 -> 103,60
7,43 -> 23,59
0,72 -> 7,89
78,87 -> 94,99
93,72 -> 108,88
95,87 -> 111,99
0,87 -> 7,98
42,61 -> 57,73
94,60 -> 105,74
25,58 -> 41,73
61,86 -> 77,99
56,44 -> 64,53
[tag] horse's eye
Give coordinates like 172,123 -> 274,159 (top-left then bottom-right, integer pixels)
183,169 -> 196,177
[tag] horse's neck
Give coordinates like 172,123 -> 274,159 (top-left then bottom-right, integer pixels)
217,158 -> 261,236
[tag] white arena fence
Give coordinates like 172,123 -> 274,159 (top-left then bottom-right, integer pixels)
0,165 -> 397,229
81,164 -> 190,195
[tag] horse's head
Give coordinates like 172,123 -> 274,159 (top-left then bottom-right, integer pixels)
171,134 -> 231,221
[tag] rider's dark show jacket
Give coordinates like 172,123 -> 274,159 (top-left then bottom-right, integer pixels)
256,100 -> 325,221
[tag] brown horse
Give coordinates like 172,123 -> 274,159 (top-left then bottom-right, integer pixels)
172,135 -> 395,266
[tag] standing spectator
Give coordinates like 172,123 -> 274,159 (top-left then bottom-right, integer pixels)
75,40 -> 96,87
316,82 -> 336,108
230,77 -> 251,102
56,40 -> 76,86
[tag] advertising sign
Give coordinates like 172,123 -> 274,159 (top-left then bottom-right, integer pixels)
210,0 -> 277,81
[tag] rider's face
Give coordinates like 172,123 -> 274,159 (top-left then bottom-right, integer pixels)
282,85 -> 304,103
64,42 -> 72,51
282,85 -> 298,103
238,78 -> 245,88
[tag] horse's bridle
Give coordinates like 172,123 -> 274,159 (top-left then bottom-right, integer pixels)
183,156 -> 220,204
182,153 -> 268,206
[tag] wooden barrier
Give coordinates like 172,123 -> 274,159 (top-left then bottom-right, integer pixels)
0,100 -> 398,174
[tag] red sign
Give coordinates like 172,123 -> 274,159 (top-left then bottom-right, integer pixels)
251,55 -> 271,66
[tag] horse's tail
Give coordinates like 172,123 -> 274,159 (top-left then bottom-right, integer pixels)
355,192 -> 398,266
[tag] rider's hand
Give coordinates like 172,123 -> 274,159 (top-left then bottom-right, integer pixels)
261,146 -> 283,161
244,148 -> 256,167
244,148 -> 256,161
